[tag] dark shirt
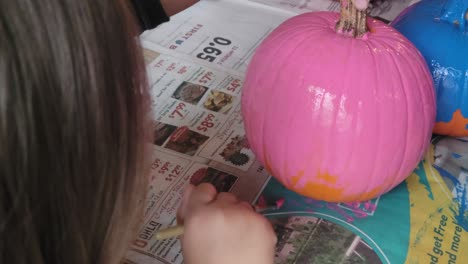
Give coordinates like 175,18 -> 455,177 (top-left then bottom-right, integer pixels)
130,0 -> 169,31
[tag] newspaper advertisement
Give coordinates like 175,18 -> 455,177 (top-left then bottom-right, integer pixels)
247,0 -> 421,22
123,43 -> 271,264
140,0 -> 290,73
256,138 -> 468,264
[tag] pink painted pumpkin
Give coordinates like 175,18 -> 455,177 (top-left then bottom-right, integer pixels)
241,12 -> 436,202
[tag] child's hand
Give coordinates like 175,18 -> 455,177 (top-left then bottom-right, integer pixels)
177,183 -> 277,264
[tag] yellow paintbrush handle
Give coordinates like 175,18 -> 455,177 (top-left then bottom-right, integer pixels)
155,225 -> 185,240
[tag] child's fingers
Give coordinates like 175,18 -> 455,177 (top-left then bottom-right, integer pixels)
177,184 -> 195,224
237,201 -> 255,211
215,192 -> 238,205
186,183 -> 217,210
215,193 -> 256,212
178,183 -> 217,224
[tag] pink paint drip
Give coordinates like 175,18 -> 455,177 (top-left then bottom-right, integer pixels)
298,198 -> 373,223
304,198 -> 325,208
256,195 -> 268,207
288,199 -> 305,208
364,201 -> 377,212
342,203 -> 370,218
275,197 -> 286,209
327,204 -> 355,222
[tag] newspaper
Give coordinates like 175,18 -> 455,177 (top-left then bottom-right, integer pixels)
125,1 -> 468,264
124,41 -> 271,264
247,0 -> 421,22
140,0 -> 290,73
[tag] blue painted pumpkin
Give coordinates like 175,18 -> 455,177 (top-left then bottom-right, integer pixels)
392,0 -> 468,136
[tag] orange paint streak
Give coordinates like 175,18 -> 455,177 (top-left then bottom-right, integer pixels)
289,170 -> 384,202
434,109 -> 468,136
342,186 -> 382,202
291,171 -> 304,186
292,183 -> 382,202
316,171 -> 338,184
294,182 -> 345,201
290,170 -> 344,201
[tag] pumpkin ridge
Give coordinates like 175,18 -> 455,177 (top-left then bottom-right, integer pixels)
389,38 -> 432,190
384,46 -> 406,194
340,38 -> 364,197
361,41 -> 382,201
314,83 -> 328,185
262,27 -> 308,185
338,37 -> 359,193
286,67 -> 306,183
250,16 -> 297,179
403,38 -> 435,144
292,21 -> 337,182
383,49 -> 404,194
399,43 -> 426,158
387,45 -> 412,192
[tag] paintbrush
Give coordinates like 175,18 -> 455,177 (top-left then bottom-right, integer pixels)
155,198 -> 285,240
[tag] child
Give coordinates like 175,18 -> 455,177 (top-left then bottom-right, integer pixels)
0,0 -> 276,263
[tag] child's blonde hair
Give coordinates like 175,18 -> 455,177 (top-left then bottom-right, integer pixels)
0,0 -> 150,263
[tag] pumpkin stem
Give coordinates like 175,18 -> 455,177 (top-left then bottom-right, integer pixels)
335,0 -> 369,38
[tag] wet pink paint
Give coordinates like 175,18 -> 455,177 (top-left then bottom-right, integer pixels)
363,201 -> 377,212
275,197 -> 286,209
327,203 -> 365,222
241,12 -> 435,202
304,198 -> 325,208
340,203 -> 370,218
284,196 -> 376,222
